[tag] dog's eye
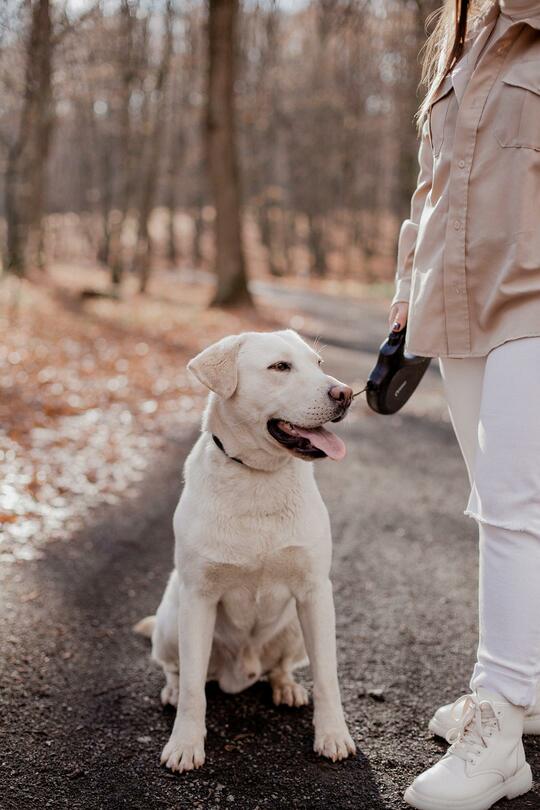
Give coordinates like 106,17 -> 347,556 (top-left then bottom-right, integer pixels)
317,358 -> 323,366
268,361 -> 292,372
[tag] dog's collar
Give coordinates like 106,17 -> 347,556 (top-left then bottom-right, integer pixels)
212,434 -> 244,465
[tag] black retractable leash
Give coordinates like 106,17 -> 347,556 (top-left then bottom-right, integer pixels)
352,326 -> 431,414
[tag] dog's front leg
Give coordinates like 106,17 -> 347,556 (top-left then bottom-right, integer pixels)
296,578 -> 356,761
160,586 -> 216,773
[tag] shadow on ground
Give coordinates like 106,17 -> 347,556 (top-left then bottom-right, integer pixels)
1,433 -> 384,810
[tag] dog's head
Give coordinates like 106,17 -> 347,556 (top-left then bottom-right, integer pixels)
187,330 -> 352,462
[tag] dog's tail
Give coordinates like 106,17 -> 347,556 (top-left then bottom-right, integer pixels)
133,615 -> 156,639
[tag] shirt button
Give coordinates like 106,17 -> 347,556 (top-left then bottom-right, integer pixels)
454,220 -> 461,231
458,159 -> 466,169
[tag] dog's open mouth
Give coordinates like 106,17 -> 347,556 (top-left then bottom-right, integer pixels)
267,419 -> 346,461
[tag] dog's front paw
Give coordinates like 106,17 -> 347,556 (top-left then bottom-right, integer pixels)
160,734 -> 205,773
314,725 -> 356,762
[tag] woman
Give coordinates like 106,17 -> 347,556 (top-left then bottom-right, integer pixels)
389,1 -> 540,808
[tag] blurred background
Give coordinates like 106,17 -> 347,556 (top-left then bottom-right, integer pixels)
0,0 -> 439,559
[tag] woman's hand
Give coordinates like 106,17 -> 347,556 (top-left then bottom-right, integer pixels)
388,301 -> 409,332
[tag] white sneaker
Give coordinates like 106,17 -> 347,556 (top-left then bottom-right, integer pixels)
404,690 -> 533,810
430,683 -> 540,739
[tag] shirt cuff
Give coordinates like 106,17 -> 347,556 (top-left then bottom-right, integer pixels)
391,277 -> 411,307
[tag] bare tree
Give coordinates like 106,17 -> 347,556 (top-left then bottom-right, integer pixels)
0,0 -> 441,290
134,0 -> 175,293
105,0 -> 139,287
206,0 -> 251,307
4,0 -> 53,275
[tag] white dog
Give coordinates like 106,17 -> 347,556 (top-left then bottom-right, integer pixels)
135,329 -> 356,772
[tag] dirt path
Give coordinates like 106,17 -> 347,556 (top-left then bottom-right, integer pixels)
2,289 -> 539,810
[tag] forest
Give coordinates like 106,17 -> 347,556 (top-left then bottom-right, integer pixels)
0,0 -> 439,302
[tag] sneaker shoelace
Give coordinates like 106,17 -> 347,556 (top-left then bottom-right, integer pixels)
446,694 -> 500,763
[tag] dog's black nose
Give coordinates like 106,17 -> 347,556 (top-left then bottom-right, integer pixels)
328,384 -> 353,408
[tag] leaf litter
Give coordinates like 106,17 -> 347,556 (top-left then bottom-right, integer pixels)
0,264 -> 298,563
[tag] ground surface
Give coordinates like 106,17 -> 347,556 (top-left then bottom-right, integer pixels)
1,286 -> 539,810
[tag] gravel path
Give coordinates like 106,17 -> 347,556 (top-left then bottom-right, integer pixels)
2,289 -> 538,810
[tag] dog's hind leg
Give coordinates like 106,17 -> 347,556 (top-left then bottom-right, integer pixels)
152,570 -> 181,706
264,620 -> 309,707
269,663 -> 309,707
160,667 -> 179,707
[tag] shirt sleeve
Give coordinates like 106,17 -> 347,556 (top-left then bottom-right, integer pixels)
392,120 -> 433,306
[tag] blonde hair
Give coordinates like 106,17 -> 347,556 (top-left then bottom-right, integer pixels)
417,0 -> 492,127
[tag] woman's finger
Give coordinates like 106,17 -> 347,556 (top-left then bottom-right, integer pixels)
388,302 -> 409,331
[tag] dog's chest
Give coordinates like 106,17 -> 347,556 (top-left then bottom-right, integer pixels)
201,544 -> 311,605
218,581 -> 294,638
215,548 -> 309,637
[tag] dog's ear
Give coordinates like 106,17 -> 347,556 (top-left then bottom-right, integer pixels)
187,334 -> 243,399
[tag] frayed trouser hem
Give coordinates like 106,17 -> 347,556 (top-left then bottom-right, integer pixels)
464,508 -> 537,534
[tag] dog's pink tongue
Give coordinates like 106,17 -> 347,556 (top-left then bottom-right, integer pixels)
294,426 -> 347,461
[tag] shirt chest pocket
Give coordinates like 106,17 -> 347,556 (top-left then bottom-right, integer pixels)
428,75 -> 454,157
495,61 -> 540,151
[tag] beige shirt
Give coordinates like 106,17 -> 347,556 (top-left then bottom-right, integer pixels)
394,0 -> 540,358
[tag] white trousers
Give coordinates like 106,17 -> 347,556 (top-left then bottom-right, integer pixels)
439,337 -> 540,708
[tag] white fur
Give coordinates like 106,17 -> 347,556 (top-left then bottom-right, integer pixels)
143,330 -> 355,772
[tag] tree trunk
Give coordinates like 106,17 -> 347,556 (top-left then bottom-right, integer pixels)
4,143 -> 25,276
4,0 -> 53,276
135,1 -> 174,293
166,205 -> 179,266
165,133 -> 185,267
307,214 -> 326,277
107,0 -> 137,289
192,206 -> 205,267
258,201 -> 283,277
26,0 -> 54,272
206,0 -> 252,307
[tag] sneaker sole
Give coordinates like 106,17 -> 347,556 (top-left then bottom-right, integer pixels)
403,762 -> 533,810
429,715 -> 540,739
